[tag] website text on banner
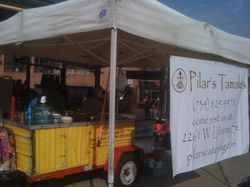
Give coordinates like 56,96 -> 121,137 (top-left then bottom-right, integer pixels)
170,56 -> 249,177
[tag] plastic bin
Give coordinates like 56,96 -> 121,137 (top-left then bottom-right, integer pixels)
135,136 -> 155,154
135,125 -> 154,138
0,170 -> 26,187
135,119 -> 155,138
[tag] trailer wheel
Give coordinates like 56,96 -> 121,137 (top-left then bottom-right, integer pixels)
114,153 -> 141,187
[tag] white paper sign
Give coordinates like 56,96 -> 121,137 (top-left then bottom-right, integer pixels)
170,56 -> 249,177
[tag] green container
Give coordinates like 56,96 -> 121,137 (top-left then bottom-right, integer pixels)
32,105 -> 54,124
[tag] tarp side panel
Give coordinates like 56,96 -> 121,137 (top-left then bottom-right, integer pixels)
0,0 -> 114,45
116,0 -> 250,65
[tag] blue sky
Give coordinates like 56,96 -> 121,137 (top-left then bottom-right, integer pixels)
158,0 -> 250,39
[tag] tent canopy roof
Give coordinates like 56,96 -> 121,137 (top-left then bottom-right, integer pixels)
0,0 -> 249,67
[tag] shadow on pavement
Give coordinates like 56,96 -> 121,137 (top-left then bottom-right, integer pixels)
27,169 -> 106,187
136,150 -> 200,187
27,149 -> 204,187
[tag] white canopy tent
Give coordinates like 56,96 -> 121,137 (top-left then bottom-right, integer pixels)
0,0 -> 250,67
0,0 -> 250,186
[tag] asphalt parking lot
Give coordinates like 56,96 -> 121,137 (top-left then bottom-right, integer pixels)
26,149 -> 250,187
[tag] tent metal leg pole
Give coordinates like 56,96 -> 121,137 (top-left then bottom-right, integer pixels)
108,28 -> 117,187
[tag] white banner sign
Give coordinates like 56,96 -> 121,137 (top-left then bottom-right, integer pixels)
170,56 -> 249,177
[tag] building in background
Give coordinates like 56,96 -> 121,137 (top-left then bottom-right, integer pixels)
0,53 -> 141,110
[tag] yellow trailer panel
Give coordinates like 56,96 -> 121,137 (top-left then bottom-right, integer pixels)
3,119 -> 135,177
35,125 -> 91,174
88,121 -> 135,166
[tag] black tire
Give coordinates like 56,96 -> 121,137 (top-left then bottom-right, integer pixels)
114,153 -> 142,187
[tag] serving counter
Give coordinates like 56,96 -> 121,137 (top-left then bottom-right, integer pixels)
2,117 -> 136,180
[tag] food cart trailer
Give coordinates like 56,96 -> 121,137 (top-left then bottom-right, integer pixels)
1,116 -> 144,186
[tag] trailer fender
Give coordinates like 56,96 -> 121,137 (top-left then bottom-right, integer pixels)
103,145 -> 143,172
